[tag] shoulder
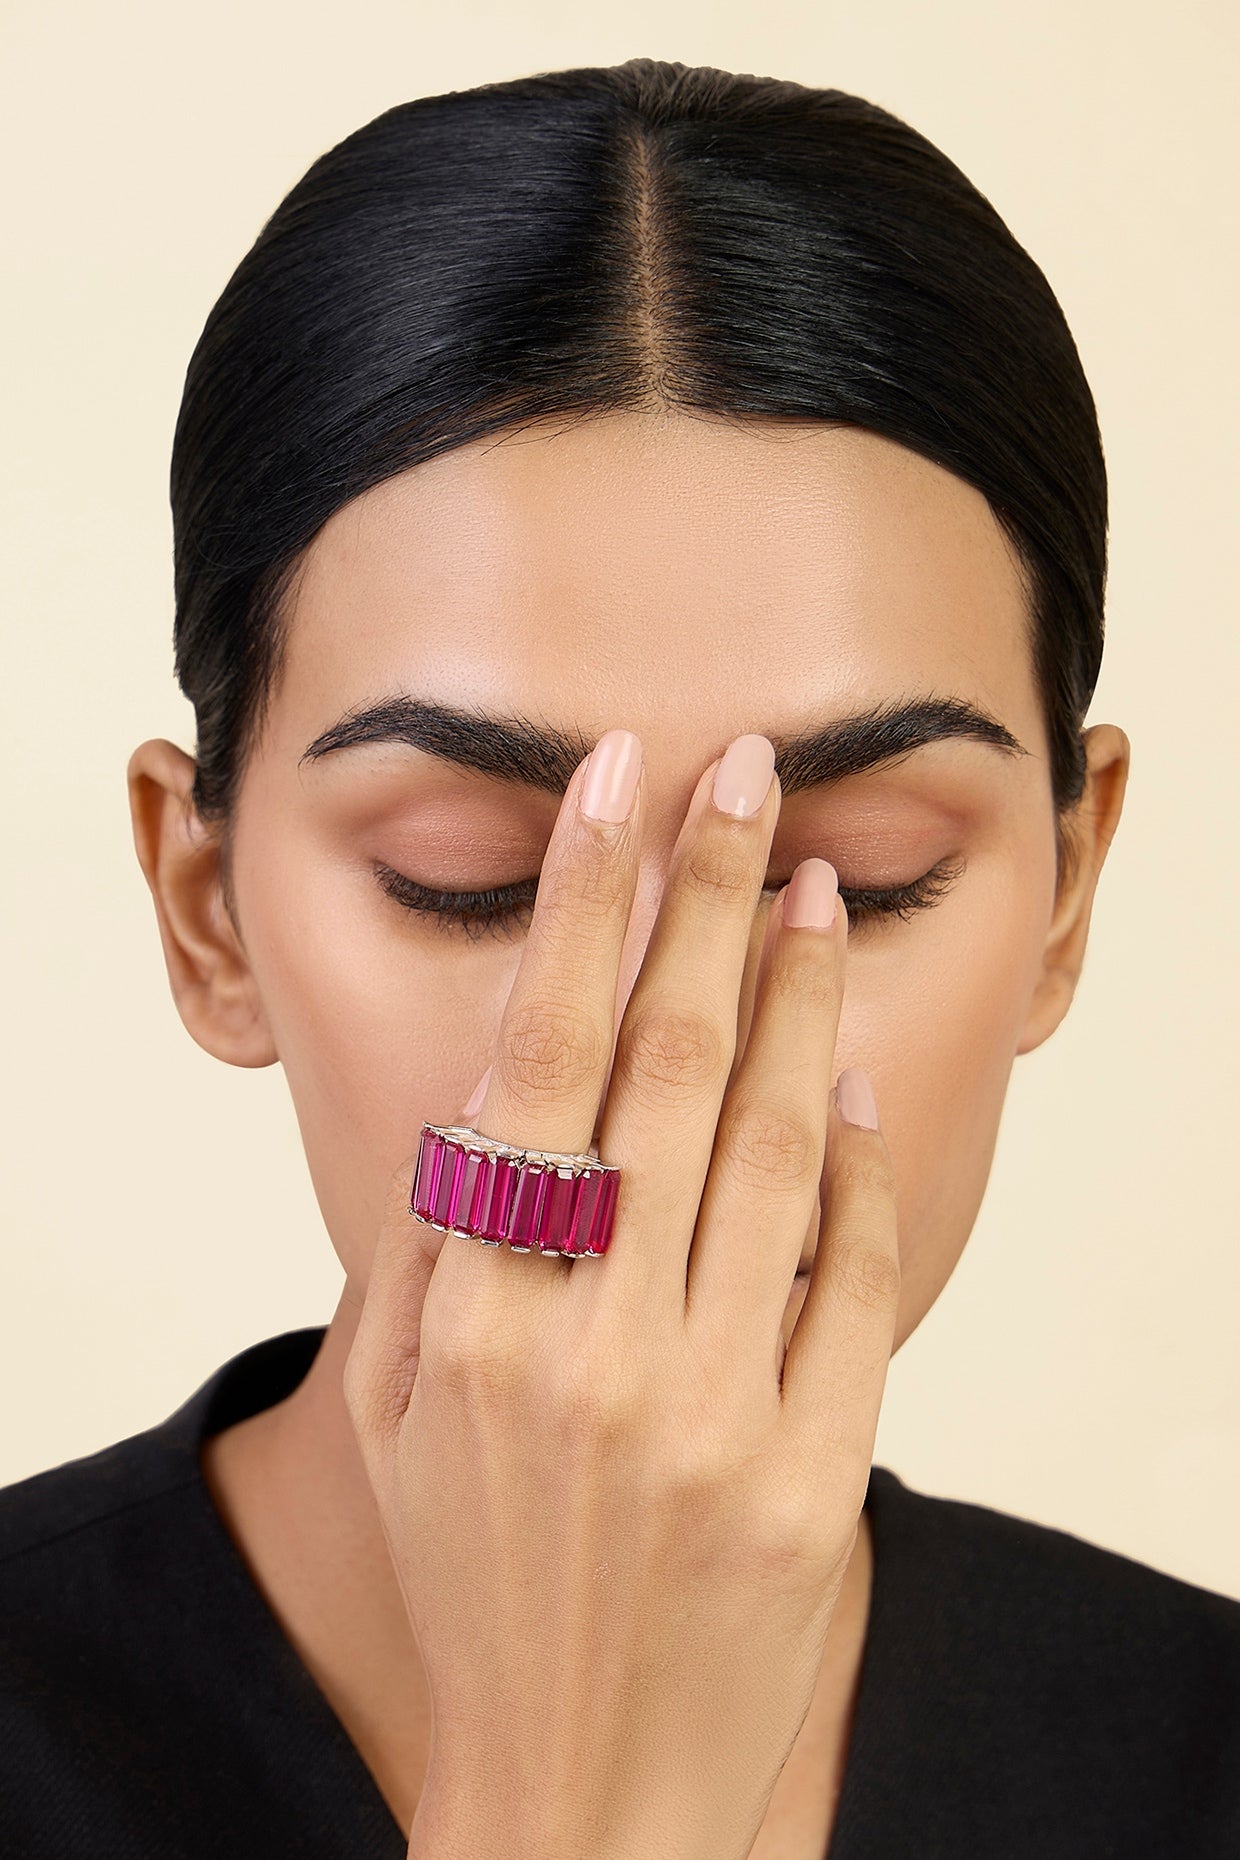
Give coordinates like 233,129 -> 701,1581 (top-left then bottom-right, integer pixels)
0,1430 -> 208,1658
0,1424 -> 220,1820
868,1463 -> 1240,1663
867,1464 -> 1240,1699
0,1431 -> 199,1571
859,1466 -> 1240,1853
0,1326 -> 324,1591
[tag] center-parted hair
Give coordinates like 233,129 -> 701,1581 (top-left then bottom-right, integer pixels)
171,57 -> 1107,859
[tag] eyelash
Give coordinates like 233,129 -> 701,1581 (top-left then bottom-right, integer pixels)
374,856 -> 966,942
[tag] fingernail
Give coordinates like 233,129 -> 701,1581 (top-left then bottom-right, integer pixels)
712,734 -> 776,819
461,1064 -> 492,1120
837,1066 -> 879,1130
580,729 -> 643,824
784,858 -> 838,930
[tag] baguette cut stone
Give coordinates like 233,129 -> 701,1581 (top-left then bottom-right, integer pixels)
433,1143 -> 468,1228
410,1127 -> 444,1221
509,1165 -> 548,1246
587,1170 -> 618,1254
480,1155 -> 520,1241
565,1170 -> 603,1254
452,1150 -> 488,1230
537,1168 -> 578,1253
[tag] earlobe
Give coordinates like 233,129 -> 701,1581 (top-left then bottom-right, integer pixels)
126,739 -> 278,1068
1016,723 -> 1131,1057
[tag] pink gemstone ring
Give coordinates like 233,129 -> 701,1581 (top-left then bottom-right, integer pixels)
410,1123 -> 620,1257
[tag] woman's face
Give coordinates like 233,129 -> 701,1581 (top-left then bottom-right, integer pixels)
207,412 -> 1098,1354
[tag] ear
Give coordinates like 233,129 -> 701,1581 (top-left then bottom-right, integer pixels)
127,739 -> 278,1068
1016,722 -> 1131,1056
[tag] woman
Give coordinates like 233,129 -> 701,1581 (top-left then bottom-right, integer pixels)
2,56 -> 1237,1859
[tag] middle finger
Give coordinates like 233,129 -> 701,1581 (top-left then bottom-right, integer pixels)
586,733 -> 781,1316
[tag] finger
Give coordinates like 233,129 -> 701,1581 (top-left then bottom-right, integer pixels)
779,1072 -> 901,1470
686,862 -> 846,1361
729,880 -> 787,1082
343,1149 -> 447,1454
583,736 -> 782,1318
431,733 -> 644,1304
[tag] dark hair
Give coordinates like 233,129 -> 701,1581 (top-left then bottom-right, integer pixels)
171,57 -> 1106,884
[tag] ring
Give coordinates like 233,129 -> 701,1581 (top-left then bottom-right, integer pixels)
409,1122 -> 620,1256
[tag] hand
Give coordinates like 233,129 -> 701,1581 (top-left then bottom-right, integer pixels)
344,730 -> 900,1860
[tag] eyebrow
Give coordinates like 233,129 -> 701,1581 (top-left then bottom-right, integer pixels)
299,693 -> 1028,797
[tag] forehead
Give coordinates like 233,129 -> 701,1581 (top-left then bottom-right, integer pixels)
276,411 -> 1040,757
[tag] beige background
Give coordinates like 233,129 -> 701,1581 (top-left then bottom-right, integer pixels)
3,1 -> 1237,1598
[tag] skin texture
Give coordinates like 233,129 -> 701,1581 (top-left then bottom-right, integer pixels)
128,411 -> 1129,1852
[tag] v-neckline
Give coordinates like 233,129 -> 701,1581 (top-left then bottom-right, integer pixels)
169,1325 -> 904,1856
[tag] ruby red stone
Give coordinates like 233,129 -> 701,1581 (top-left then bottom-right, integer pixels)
585,1169 -> 618,1254
478,1155 -> 520,1241
411,1129 -> 446,1221
432,1142 -> 467,1227
444,1148 -> 488,1231
508,1164 -> 549,1245
435,1141 -> 488,1232
409,1129 -> 428,1217
536,1168 -> 578,1252
560,1170 -> 601,1254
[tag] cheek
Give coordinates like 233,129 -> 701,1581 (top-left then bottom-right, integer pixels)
832,861 -> 1051,1349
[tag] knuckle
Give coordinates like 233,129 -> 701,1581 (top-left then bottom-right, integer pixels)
831,1236 -> 902,1313
832,1136 -> 897,1205
764,944 -> 841,1014
551,1346 -> 649,1435
616,1000 -> 729,1097
542,847 -> 628,928
746,1480 -> 840,1584
503,998 -> 608,1100
419,1312 -> 523,1402
719,1094 -> 820,1193
681,834 -> 755,907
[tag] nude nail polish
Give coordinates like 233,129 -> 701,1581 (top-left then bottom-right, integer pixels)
580,729 -> 643,823
784,858 -> 838,929
712,734 -> 776,819
837,1066 -> 879,1130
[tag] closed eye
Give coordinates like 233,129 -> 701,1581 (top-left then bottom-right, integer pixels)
374,856 -> 965,942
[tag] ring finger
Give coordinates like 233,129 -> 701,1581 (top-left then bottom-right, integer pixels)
686,862 -> 846,1368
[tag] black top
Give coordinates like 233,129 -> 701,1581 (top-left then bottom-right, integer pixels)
1,1326 -> 1237,1859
